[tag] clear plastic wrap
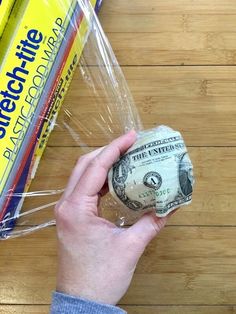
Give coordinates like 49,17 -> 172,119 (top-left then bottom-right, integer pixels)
0,0 -> 194,239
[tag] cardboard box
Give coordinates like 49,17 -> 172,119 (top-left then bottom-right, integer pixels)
0,0 -> 102,236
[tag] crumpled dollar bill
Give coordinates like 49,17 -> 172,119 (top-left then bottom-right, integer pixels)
108,125 -> 194,217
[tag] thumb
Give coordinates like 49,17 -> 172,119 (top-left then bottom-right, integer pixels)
126,212 -> 167,250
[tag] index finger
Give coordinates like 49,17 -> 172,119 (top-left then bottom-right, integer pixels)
71,130 -> 137,199
60,147 -> 105,201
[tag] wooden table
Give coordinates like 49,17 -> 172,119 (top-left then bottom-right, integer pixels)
1,0 -> 236,313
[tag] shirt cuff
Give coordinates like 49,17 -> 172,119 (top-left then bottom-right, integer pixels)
50,291 -> 127,314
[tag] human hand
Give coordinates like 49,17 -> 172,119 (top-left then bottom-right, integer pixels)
54,131 -> 168,305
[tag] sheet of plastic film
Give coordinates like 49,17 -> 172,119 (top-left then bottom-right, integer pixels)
0,0 -> 142,239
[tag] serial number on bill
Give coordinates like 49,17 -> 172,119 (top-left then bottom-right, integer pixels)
139,188 -> 171,199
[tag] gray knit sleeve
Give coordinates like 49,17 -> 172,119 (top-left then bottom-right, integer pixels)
50,291 -> 127,314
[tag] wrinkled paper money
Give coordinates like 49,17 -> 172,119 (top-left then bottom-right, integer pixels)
108,126 -> 194,217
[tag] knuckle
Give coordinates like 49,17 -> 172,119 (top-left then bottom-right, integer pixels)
77,155 -> 86,164
150,216 -> 166,235
90,155 -> 107,172
150,220 -> 160,236
90,156 -> 102,168
54,200 -> 67,222
54,199 -> 74,229
76,151 -> 96,168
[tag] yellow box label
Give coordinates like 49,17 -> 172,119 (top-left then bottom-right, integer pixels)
0,0 -> 96,196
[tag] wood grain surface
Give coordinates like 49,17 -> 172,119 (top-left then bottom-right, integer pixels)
1,305 -> 236,314
1,0 -> 236,313
1,226 -> 236,306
